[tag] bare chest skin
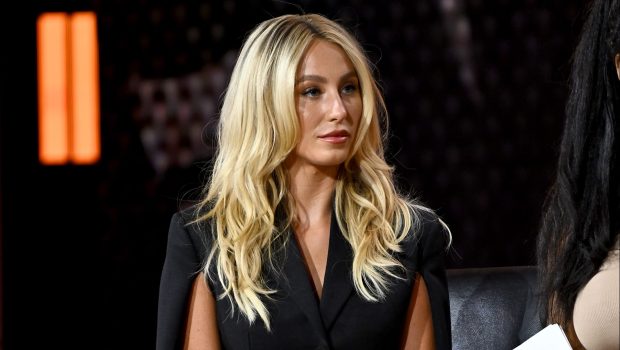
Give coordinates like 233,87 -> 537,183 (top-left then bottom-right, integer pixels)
294,217 -> 331,299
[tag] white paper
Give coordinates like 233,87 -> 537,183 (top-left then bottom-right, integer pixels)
513,324 -> 573,350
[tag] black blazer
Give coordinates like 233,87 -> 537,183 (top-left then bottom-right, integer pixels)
156,208 -> 451,350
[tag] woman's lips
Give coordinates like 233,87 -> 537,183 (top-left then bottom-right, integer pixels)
318,130 -> 350,144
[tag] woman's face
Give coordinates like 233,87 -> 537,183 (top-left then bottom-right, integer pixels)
289,40 -> 362,172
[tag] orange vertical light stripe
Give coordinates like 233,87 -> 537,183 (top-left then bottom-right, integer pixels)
70,12 -> 100,164
37,13 -> 69,165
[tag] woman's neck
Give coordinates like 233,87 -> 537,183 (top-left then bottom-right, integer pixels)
286,163 -> 338,231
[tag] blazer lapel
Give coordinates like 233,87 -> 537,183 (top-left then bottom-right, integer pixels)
320,212 -> 354,330
281,232 -> 329,344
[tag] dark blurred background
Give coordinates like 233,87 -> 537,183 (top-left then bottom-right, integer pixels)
1,0 -> 585,348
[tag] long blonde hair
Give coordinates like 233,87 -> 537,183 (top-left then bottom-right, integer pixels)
195,13 -> 441,329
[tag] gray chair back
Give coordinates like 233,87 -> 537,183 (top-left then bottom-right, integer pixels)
447,266 -> 543,350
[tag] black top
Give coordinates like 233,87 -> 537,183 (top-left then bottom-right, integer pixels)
156,208 -> 452,350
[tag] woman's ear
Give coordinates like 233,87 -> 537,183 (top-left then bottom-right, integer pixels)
615,53 -> 620,80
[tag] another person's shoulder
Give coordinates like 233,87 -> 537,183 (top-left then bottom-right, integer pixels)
572,238 -> 620,349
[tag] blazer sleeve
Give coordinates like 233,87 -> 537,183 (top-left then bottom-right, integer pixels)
156,212 -> 204,350
418,214 -> 452,350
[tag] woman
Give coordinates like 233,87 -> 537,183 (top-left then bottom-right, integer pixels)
537,0 -> 620,349
157,14 -> 452,350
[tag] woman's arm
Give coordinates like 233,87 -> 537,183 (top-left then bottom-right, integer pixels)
401,275 -> 436,350
184,272 -> 221,350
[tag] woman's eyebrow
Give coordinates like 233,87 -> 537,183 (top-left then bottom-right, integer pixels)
296,74 -> 327,84
295,71 -> 357,85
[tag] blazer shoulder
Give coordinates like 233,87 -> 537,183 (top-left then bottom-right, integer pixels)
394,206 -> 450,278
168,205 -> 214,266
405,206 -> 450,252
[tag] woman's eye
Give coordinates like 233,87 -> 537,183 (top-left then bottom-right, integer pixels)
302,87 -> 320,97
341,83 -> 358,94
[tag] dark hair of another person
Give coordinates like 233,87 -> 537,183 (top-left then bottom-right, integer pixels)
537,0 -> 620,334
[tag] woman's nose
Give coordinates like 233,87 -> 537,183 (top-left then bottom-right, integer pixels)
327,93 -> 347,122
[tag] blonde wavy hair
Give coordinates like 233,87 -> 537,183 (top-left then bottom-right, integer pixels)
195,13 -> 440,329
